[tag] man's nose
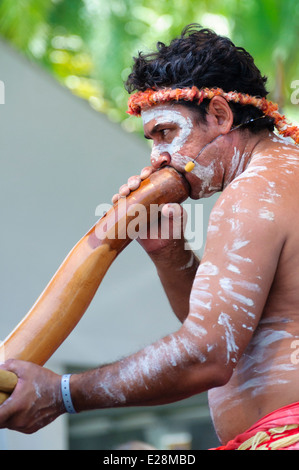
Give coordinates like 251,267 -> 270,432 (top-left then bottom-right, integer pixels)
151,151 -> 171,170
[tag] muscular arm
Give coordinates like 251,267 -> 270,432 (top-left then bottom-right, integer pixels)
147,240 -> 199,323
70,324 -> 224,412
141,202 -> 200,322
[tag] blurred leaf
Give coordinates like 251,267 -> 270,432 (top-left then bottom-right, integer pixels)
0,0 -> 298,128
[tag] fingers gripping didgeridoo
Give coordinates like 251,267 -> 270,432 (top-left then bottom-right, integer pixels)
0,167 -> 190,404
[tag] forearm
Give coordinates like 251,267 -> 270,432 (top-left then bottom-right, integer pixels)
149,242 -> 200,322
69,326 -> 221,413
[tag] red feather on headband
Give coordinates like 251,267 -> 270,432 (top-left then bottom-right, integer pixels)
127,86 -> 299,144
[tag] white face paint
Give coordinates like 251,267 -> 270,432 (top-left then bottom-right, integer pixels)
189,161 -> 218,198
142,106 -> 253,199
141,107 -> 193,162
142,107 -> 219,198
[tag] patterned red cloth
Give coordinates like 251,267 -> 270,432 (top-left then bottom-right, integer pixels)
211,402 -> 299,450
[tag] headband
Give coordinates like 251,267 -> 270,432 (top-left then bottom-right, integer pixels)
127,86 -> 299,145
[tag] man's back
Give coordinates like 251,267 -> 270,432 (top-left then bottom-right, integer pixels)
207,132 -> 299,444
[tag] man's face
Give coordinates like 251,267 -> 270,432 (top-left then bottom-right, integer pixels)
141,103 -> 223,199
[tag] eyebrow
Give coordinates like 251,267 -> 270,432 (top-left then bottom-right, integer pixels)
144,122 -> 173,140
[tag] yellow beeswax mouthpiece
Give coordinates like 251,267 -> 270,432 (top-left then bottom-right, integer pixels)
185,161 -> 195,172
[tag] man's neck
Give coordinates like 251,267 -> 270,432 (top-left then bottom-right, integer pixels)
223,129 -> 271,187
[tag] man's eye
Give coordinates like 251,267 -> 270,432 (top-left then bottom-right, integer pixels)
161,129 -> 170,137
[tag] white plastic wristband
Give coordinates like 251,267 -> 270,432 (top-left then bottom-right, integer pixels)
61,374 -> 76,414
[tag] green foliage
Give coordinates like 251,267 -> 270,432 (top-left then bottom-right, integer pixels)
0,0 -> 298,133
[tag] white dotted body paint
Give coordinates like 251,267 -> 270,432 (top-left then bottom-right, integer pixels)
198,261 -> 219,276
189,262 -> 219,313
218,312 -> 239,364
259,208 -> 275,221
224,243 -> 253,265
184,318 -> 208,338
33,381 -> 42,400
219,277 -> 256,308
224,147 -> 250,186
99,371 -> 127,404
227,264 -> 241,274
97,328 -> 211,407
204,135 -> 299,440
208,326 -> 297,423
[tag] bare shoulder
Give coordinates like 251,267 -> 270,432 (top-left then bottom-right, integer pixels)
210,137 -> 299,233
204,144 -> 299,275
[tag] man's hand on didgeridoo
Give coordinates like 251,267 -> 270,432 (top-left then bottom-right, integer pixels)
111,166 -> 188,254
111,166 -> 154,203
0,359 -> 64,434
137,202 -> 188,254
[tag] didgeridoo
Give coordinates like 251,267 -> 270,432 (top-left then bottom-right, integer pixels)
0,167 -> 190,404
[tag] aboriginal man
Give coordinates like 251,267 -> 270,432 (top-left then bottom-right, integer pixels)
1,25 -> 299,450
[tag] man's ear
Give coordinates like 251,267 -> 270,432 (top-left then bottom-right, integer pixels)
207,96 -> 234,134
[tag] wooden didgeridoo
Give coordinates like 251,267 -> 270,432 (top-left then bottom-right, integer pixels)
0,167 -> 190,404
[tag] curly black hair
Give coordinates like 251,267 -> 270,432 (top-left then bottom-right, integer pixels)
125,24 -> 274,132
